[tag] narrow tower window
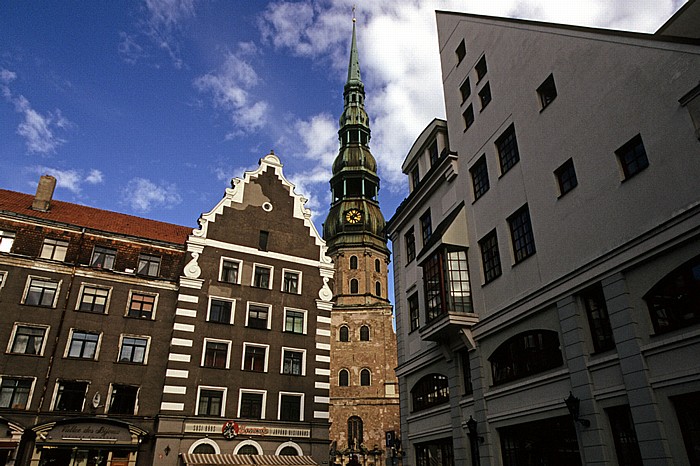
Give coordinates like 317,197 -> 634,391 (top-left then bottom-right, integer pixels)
350,256 -> 358,269
350,279 -> 359,294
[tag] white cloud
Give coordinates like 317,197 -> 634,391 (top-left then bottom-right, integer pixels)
194,50 -> 269,134
1,71 -> 71,155
122,177 -> 182,213
28,166 -> 104,194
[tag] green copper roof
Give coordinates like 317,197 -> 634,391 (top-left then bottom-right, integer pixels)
346,21 -> 362,87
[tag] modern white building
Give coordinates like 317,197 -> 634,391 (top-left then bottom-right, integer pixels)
387,2 -> 700,465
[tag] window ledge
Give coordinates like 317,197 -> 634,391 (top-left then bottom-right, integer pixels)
419,311 -> 479,343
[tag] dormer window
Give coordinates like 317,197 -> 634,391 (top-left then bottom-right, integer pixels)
137,253 -> 161,277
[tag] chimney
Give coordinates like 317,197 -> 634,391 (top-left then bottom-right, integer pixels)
32,175 -> 57,212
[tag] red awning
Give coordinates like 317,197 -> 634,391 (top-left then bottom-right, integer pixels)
180,454 -> 318,466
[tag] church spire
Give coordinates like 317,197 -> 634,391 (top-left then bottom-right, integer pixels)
346,15 -> 362,87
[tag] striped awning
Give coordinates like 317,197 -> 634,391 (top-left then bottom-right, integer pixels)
180,454 -> 318,466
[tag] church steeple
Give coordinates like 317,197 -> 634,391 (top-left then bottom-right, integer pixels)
324,17 -> 388,257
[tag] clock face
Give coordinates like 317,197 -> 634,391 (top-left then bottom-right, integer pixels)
345,209 -> 363,224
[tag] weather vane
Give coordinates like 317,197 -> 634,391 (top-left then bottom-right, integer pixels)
352,5 -> 356,23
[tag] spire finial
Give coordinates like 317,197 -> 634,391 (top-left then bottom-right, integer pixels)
352,5 -> 356,23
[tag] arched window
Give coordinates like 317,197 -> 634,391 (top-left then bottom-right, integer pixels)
279,446 -> 299,456
489,330 -> 563,385
375,281 -> 381,296
350,256 -> 358,269
644,254 -> 700,334
192,444 -> 216,454
360,325 -> 370,341
339,325 -> 349,342
339,369 -> 349,386
411,374 -> 449,412
348,416 -> 363,448
276,442 -> 302,456
235,440 -> 262,455
360,369 -> 371,386
350,279 -> 359,294
375,259 -> 381,272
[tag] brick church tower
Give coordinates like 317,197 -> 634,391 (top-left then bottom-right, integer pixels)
323,16 -> 401,465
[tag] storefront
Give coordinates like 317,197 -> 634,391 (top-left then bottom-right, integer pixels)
0,418 -> 24,466
498,416 -> 580,466
30,419 -> 148,466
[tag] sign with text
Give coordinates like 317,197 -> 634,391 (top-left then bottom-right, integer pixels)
184,422 -> 310,438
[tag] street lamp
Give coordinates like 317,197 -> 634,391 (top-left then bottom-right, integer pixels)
466,416 -> 483,466
565,391 -> 591,428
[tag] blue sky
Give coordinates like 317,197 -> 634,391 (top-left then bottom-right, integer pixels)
1,0 -> 685,234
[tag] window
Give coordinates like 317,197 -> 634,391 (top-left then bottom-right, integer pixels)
350,256 -> 358,269
405,229 -> 416,263
220,258 -> 241,284
0,377 -> 33,409
496,124 -> 520,175
475,55 -> 487,81
246,303 -> 270,329
499,416 -> 579,466
375,281 -> 381,296
360,325 -> 370,341
53,381 -> 87,412
463,104 -> 474,130
479,230 -> 501,283
0,231 -> 15,253
360,369 -> 371,386
645,254 -> 700,334
207,297 -> 234,324
282,269 -> 301,294
423,248 -> 472,322
348,416 -> 363,449
420,210 -> 432,245
672,392 -> 700,465
0,271 -> 4,291
242,343 -> 268,372
197,387 -> 225,417
415,439 -> 454,466
90,246 -> 116,270
507,204 -> 536,263
40,238 -> 68,261
350,279 -> 359,294
9,325 -> 47,355
375,259 -> 381,273
279,393 -> 303,421
284,308 -> 306,334
455,40 -> 466,64
237,445 -> 260,455
460,350 -> 473,395
77,285 -> 110,314
136,253 -> 161,277
411,374 -> 449,412
582,283 -> 615,352
429,141 -> 439,166
470,155 -> 489,200
203,339 -> 230,369
258,230 -> 269,251
607,406 -> 643,466
408,293 -> 420,332
410,166 -> 420,190
339,369 -> 349,387
66,331 -> 100,359
489,330 -> 563,385
118,336 -> 149,364
282,348 -> 305,376
252,264 -> 272,289
339,325 -> 349,342
478,82 -> 491,109
108,384 -> 138,415
537,73 -> 557,109
554,158 -> 577,196
24,277 -> 59,307
127,291 -> 156,319
192,444 -> 217,454
459,77 -> 471,102
616,134 -> 649,179
239,390 -> 265,419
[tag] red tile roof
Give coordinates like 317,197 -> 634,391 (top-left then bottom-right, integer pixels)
0,189 -> 192,245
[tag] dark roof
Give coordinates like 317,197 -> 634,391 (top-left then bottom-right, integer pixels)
0,189 -> 191,245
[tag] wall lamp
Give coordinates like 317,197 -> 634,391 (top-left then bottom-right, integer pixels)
564,391 -> 591,428
466,416 -> 484,443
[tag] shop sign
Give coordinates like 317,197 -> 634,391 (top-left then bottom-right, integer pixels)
184,422 -> 310,438
44,423 -> 132,444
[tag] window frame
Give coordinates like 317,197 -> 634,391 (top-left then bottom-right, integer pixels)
554,158 -> 578,197
40,238 -> 69,261
475,55 -> 487,81
196,385 -> 227,417
644,254 -> 700,334
76,283 -> 112,314
339,325 -> 350,342
0,231 -> 15,253
459,76 -> 471,102
8,323 -> 49,356
423,247 -> 472,322
283,308 -> 307,334
339,369 -> 350,387
359,325 -> 370,341
0,376 -> 35,410
455,40 -> 466,65
241,342 -> 270,373
489,330 -> 563,386
411,374 -> 449,412
202,338 -> 232,369
420,210 -> 432,245
207,296 -> 235,325
238,389 -> 267,420
405,229 -> 416,263
65,329 -> 101,360
22,276 -> 61,308
495,123 -> 520,176
360,368 -> 371,386
616,133 -> 649,180
350,278 -> 359,294
251,263 -> 274,289
278,392 -> 304,422
51,380 -> 89,412
0,271 -> 6,293
281,268 -> 302,294
581,283 -> 615,352
90,245 -> 117,270
478,82 -> 492,109
479,230 -> 502,284
117,334 -> 150,364
507,204 -> 536,264
107,383 -> 139,415
281,347 -> 306,376
246,302 -> 272,330
470,155 -> 490,201
349,256 -> 358,269
136,253 -> 161,277
219,257 -> 242,285
125,290 -> 158,320
537,73 -> 557,109
408,292 -> 420,332
463,104 -> 475,130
